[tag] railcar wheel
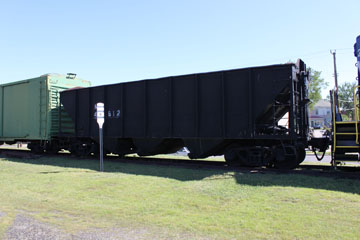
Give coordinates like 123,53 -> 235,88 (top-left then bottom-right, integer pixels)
45,143 -> 60,154
246,147 -> 273,167
71,142 -> 93,157
224,148 -> 241,167
273,145 -> 299,169
28,143 -> 44,154
225,146 -> 273,167
296,146 -> 306,165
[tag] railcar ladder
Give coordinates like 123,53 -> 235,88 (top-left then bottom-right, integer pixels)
39,80 -> 48,138
331,88 -> 360,166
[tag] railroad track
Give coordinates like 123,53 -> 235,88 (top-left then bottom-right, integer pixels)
1,148 -> 359,179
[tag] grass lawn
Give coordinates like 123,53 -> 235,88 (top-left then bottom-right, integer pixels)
0,155 -> 359,239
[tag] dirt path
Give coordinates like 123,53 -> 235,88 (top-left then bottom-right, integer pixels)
5,214 -> 211,240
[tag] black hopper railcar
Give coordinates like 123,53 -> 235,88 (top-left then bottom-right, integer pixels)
60,59 -> 312,169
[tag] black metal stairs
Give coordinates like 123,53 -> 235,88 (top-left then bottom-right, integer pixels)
333,121 -> 360,163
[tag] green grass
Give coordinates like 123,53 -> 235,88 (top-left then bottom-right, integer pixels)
0,156 -> 360,239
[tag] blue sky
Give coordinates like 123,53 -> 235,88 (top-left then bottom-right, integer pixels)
0,0 -> 358,98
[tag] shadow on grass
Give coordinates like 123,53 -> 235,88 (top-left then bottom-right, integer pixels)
1,155 -> 360,194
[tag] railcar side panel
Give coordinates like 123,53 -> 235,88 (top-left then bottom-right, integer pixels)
123,82 -> 145,137
0,78 -> 44,141
172,75 -> 196,137
198,72 -> 223,138
147,78 -> 170,137
61,64 -> 297,141
224,69 -> 249,138
0,74 -> 91,144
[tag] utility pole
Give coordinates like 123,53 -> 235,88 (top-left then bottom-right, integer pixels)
330,50 -> 338,93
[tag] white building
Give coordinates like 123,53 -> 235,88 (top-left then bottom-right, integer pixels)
309,99 -> 331,128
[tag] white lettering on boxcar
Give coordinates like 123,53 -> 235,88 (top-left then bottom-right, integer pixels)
107,109 -> 121,119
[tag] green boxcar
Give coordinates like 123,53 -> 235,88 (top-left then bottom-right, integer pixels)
0,74 -> 90,147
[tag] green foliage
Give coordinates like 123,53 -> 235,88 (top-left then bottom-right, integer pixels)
338,82 -> 357,120
308,68 -> 328,110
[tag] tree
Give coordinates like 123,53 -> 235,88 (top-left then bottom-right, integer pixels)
337,81 -> 357,120
308,68 -> 328,110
